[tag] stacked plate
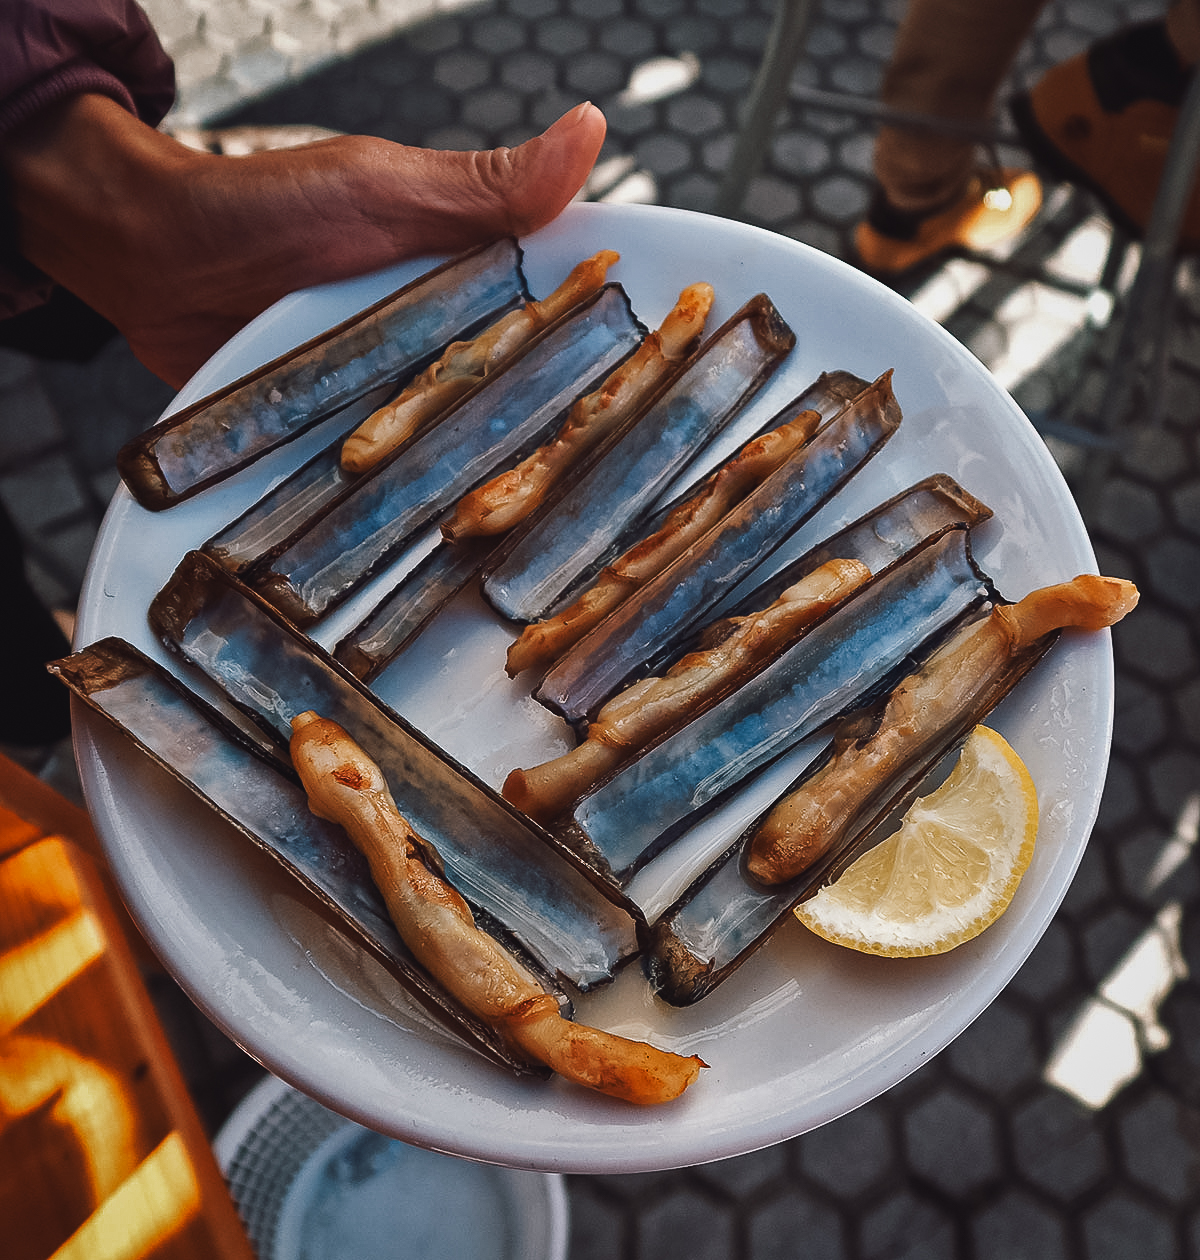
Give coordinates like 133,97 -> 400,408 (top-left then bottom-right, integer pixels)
213,1074 -> 569,1260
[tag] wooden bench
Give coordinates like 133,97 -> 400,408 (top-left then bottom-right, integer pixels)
0,751 -> 255,1260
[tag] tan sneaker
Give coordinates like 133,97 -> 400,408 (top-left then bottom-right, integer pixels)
1010,22 -> 1199,248
854,169 -> 1043,277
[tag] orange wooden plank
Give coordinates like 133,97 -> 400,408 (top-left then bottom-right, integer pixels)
0,835 -> 255,1260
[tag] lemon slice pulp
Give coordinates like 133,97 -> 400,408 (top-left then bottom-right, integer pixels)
795,725 -> 1039,957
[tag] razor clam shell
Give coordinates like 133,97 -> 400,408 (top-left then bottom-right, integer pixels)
48,636 -> 543,1073
544,367 -> 874,621
149,550 -> 642,991
332,535 -> 498,681
202,429 -> 365,578
537,371 -> 902,728
118,237 -> 529,510
686,473 -> 993,653
252,284 -> 646,626
481,294 -> 795,625
644,624 -> 1057,1006
559,526 -> 992,886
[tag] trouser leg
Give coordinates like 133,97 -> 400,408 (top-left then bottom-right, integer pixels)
1167,0 -> 1200,63
873,0 -> 1049,212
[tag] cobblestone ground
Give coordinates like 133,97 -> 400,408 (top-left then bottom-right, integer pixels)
2,0 -> 1199,1256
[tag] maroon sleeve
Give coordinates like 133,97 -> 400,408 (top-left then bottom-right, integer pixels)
0,0 -> 176,317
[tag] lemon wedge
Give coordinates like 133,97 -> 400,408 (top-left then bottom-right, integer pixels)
795,725 -> 1039,957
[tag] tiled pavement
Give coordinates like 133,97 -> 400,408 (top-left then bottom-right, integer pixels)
3,0 -> 1200,1255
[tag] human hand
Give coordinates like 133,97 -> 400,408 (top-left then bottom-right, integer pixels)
1,94 -> 607,387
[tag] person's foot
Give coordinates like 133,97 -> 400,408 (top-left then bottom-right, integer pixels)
853,168 -> 1043,277
1010,20 -> 1198,247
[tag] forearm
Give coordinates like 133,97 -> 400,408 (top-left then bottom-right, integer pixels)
0,0 -> 175,315
2,93 -> 200,306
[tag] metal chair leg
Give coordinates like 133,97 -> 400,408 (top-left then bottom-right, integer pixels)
1078,65 -> 1200,509
714,0 -> 820,218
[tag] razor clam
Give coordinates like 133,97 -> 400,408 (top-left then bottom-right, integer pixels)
118,237 -> 529,510
148,551 -> 641,991
253,283 -> 646,626
481,293 -> 796,625
504,557 -> 871,826
291,711 -> 705,1105
504,371 -> 873,679
746,572 -> 1141,886
332,535 -> 497,681
49,637 -> 541,1072
646,572 -> 1140,1005
340,249 -> 622,475
442,281 -> 715,542
642,634 -> 1020,1007
537,371 -> 902,727
556,526 -> 991,887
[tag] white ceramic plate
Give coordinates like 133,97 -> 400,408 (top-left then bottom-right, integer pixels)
73,201 -> 1111,1174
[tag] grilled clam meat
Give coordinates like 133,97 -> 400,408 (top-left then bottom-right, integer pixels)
118,237 -> 528,510
556,527 -> 990,887
49,638 -> 539,1073
748,573 -> 1141,886
482,293 -> 796,625
443,282 -> 715,542
252,284 -> 645,626
341,251 -> 621,475
150,550 -> 641,991
504,557 -> 871,824
645,572 -> 1139,1005
537,371 -> 902,728
291,712 -> 705,1104
504,406 -> 823,679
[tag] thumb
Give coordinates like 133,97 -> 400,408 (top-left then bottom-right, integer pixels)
490,101 -> 608,234
389,102 -> 608,250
